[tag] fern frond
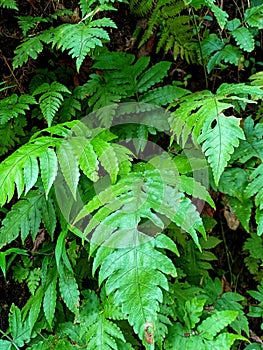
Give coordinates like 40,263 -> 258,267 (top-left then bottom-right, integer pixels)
13,31 -> 52,69
51,20 -> 116,72
74,168 -> 206,250
0,118 -> 26,156
92,234 -> 176,341
0,0 -> 18,10
16,15 -> 50,36
33,82 -> 71,126
0,191 -> 42,248
232,117 -> 263,163
231,26 -> 255,52
0,94 -> 36,124
244,4 -> 263,29
169,83 -> 263,184
0,137 -> 58,206
207,44 -> 242,73
198,114 -> 245,185
245,163 -> 263,210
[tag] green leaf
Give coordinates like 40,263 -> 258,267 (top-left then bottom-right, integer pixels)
184,298 -> 206,330
231,26 -> 255,52
94,237 -> 176,340
13,31 -> 52,68
43,271 -> 58,327
137,61 -> 171,93
197,310 -> 238,340
9,304 -> 30,347
59,263 -> 80,314
51,21 -> 116,72
0,0 -> 18,10
207,45 -> 242,73
0,192 -> 43,248
198,114 -> 245,185
245,164 -> 263,210
57,139 -> 80,199
39,148 -> 58,196
205,0 -> 228,29
0,340 -> 12,350
33,82 -> 71,126
256,208 -> 263,236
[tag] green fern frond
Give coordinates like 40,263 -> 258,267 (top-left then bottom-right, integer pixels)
245,163 -> 263,210
13,31 -> 52,69
0,191 -> 42,248
232,117 -> 263,163
33,82 -> 71,126
0,118 -> 26,156
92,234 -> 177,341
169,83 -> 263,185
16,15 -> 50,36
231,26 -> 255,52
51,20 -> 116,72
198,114 -> 245,185
0,137 -> 58,206
244,4 -> 263,29
0,0 -> 18,10
0,94 -> 36,124
74,169 -> 206,250
206,44 -> 243,73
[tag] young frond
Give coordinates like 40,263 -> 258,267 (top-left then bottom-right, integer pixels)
0,0 -> 18,10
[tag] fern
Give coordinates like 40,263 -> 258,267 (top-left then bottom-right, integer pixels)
0,118 -> 27,156
164,297 -> 245,349
50,20 -> 116,72
198,114 -> 245,185
74,168 -> 206,250
32,82 -> 71,126
13,31 -> 53,69
0,0 -> 18,10
79,51 -> 188,111
92,234 -> 177,342
0,94 -> 36,124
169,83 -> 263,185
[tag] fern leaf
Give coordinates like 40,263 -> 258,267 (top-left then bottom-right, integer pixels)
0,94 -> 37,124
244,5 -> 263,29
43,269 -> 58,327
57,139 -> 80,199
231,26 -> 255,52
137,61 -> 171,93
41,197 -> 57,239
0,192 -> 43,249
205,0 -> 228,29
39,148 -> 58,197
198,310 -> 238,340
59,262 -> 80,314
24,155 -> 39,194
13,31 -> 52,69
17,15 -> 50,36
51,22 -> 116,72
141,84 -> 189,106
0,118 -> 26,156
256,208 -> 263,236
245,163 -> 263,210
33,82 -> 71,126
93,235 -> 176,340
75,170 -> 205,251
86,313 -> 126,349
0,0 -> 18,10
198,114 -> 245,185
207,44 -> 242,73
0,137 -> 57,206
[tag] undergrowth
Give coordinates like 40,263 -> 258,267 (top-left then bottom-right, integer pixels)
0,0 -> 263,349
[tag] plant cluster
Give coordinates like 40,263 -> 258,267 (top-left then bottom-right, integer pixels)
0,0 -> 263,349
